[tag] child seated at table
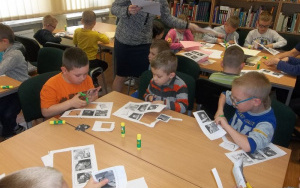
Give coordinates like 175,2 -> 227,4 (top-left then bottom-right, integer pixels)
144,50 -> 188,113
165,14 -> 194,53
34,15 -> 62,47
152,20 -> 165,40
149,39 -> 170,63
0,23 -> 29,138
209,46 -> 245,85
244,11 -> 287,49
73,10 -> 110,87
40,47 -> 100,118
203,16 -> 240,44
0,166 -> 108,188
214,72 -> 276,153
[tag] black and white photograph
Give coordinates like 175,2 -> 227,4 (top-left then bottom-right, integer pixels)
197,111 -> 211,123
262,69 -> 271,73
137,104 -> 148,112
82,110 -> 95,116
77,172 -> 91,184
73,148 -> 91,160
272,72 -> 282,76
261,147 -> 277,157
205,122 -> 219,134
190,55 -> 198,59
75,159 -> 92,171
95,110 -> 108,117
156,114 -> 171,122
147,104 -> 158,111
247,151 -> 266,161
94,170 -> 116,188
185,52 -> 192,56
128,113 -> 143,120
232,152 -> 254,166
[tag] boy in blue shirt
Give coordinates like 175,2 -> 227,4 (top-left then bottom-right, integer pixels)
215,72 -> 276,153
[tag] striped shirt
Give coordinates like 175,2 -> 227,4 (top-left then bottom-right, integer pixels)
144,75 -> 188,114
209,72 -> 239,85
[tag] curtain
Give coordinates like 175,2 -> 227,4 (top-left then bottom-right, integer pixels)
0,0 -> 113,22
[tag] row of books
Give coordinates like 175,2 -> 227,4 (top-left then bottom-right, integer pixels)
276,12 -> 300,33
170,1 -> 211,22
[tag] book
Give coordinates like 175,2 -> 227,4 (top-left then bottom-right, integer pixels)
276,12 -> 285,31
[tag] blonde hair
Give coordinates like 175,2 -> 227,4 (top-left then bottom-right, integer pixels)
150,39 -> 170,52
259,11 -> 273,22
150,50 -> 177,74
82,10 -> 96,26
223,46 -> 244,68
226,16 -> 240,29
232,72 -> 271,108
43,15 -> 58,26
0,167 -> 64,188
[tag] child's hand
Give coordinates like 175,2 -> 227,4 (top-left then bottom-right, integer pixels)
214,116 -> 229,128
152,100 -> 164,105
228,40 -> 235,44
265,44 -> 273,49
214,110 -> 224,120
83,177 -> 108,188
148,94 -> 156,102
87,87 -> 101,102
70,93 -> 88,108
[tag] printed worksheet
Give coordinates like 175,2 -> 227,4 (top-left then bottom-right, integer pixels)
92,166 -> 127,188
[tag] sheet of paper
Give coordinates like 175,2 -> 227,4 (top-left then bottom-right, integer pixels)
201,49 -> 223,59
259,69 -> 284,78
232,159 -> 247,188
93,166 -> 127,188
212,168 -> 223,188
180,41 -> 203,51
0,174 -> 5,179
104,32 -> 115,39
127,177 -> 148,188
219,141 -> 239,152
92,121 -> 115,132
131,0 -> 160,15
178,50 -> 209,63
254,41 -> 280,55
199,42 -> 215,48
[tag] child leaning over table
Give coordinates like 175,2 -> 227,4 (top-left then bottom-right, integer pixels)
34,15 -> 62,47
209,45 -> 245,85
214,72 -> 276,153
40,47 -> 100,118
144,50 -> 188,114
202,15 -> 240,44
244,11 -> 287,49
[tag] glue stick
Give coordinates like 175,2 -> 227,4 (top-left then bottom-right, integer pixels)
257,61 -> 261,69
50,120 -> 65,125
1,85 -> 13,89
121,122 -> 125,137
137,134 -> 141,150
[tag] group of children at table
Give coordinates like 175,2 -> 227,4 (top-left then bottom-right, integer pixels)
1,8 -> 300,188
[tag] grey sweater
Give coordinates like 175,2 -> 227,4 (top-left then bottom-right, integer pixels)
0,43 -> 29,82
111,0 -> 187,45
202,25 -> 239,44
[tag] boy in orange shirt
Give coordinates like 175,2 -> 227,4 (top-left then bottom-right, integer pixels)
40,47 -> 100,118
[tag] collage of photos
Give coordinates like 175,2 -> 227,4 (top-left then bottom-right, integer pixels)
179,50 -> 209,64
241,69 -> 284,78
72,145 -> 98,188
92,166 -> 127,188
193,110 -> 226,140
225,143 -> 287,167
61,102 -> 113,118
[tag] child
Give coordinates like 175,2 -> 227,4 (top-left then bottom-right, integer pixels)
148,39 -> 170,63
244,11 -> 287,49
203,16 -> 240,44
152,20 -> 165,40
144,50 -> 188,113
165,14 -> 194,52
209,46 -> 245,85
0,166 -> 108,188
34,15 -> 62,46
214,72 -> 276,153
40,47 -> 100,118
73,10 -> 110,87
0,23 -> 29,138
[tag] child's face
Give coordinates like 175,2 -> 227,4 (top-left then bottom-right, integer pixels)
224,23 -> 237,34
62,65 -> 89,85
46,22 -> 57,33
0,39 -> 9,52
230,86 -> 255,113
149,47 -> 159,62
257,20 -> 272,34
151,68 -> 173,86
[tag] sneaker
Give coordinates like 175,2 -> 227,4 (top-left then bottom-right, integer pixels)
124,78 -> 135,86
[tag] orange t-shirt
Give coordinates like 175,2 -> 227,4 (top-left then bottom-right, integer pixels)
40,73 -> 94,109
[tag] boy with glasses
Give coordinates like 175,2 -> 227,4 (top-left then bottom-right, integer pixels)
214,72 -> 276,153
34,15 -> 62,47
244,11 -> 286,49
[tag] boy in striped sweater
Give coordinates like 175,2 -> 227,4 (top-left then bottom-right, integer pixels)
144,50 -> 188,113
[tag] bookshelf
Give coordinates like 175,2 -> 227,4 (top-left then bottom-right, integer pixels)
169,0 -> 300,36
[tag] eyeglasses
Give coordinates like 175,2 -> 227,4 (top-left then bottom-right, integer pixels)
230,94 -> 257,107
48,24 -> 56,29
258,24 -> 270,29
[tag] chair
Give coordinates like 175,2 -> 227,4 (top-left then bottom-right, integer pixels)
18,71 -> 60,128
176,55 -> 201,80
37,47 -> 64,74
44,42 -> 72,51
138,70 -> 195,116
15,35 -> 40,67
195,78 -> 235,119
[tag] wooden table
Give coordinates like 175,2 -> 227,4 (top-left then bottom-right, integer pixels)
0,118 -> 198,188
197,44 -> 297,105
0,75 -> 21,98
62,91 -> 291,188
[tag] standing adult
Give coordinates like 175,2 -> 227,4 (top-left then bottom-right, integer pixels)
111,0 -> 205,92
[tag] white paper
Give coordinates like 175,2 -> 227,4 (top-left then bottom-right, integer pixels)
232,159 -> 247,188
178,50 -> 209,63
193,110 -> 226,140
104,32 -> 115,39
131,0 -> 160,15
200,42 -> 215,48
0,174 -> 5,180
92,121 -> 115,132
201,49 -> 223,59
127,177 -> 148,188
259,69 -> 284,78
93,166 -> 127,188
219,141 -> 239,152
225,143 -> 286,167
211,168 -> 223,188
254,41 -> 280,55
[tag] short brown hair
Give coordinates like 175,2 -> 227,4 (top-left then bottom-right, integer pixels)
43,15 -> 58,26
62,47 -> 89,71
150,39 -> 170,52
177,14 -> 188,22
232,72 -> 271,108
0,23 -> 14,44
82,10 -> 96,26
226,16 -> 240,29
259,11 -> 273,22
150,50 -> 177,74
223,46 -> 244,68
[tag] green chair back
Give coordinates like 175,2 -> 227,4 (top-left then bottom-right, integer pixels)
37,47 -> 64,74
18,71 -> 60,122
176,55 -> 201,80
